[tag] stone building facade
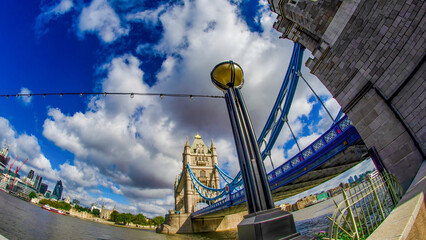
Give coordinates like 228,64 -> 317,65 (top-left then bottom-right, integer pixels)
269,0 -> 425,190
100,205 -> 116,220
174,134 -> 220,213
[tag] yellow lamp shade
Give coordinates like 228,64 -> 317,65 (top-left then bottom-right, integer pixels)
211,61 -> 244,91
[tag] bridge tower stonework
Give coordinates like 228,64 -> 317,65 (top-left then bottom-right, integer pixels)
269,0 -> 425,190
159,134 -> 244,234
175,133 -> 220,214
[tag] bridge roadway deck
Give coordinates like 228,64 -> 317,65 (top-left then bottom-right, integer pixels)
191,117 -> 368,219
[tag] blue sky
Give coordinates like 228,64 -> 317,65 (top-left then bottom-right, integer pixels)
0,0 -> 345,217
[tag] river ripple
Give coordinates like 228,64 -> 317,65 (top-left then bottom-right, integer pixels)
0,191 -> 237,240
0,190 -> 344,239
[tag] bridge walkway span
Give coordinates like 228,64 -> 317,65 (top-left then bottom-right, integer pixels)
191,116 -> 368,219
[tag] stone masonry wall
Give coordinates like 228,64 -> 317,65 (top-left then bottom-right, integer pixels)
270,0 -> 425,190
310,0 -> 425,189
392,63 -> 425,151
314,1 -> 424,102
282,0 -> 341,38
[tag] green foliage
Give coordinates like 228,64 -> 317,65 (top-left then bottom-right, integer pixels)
39,199 -> 71,211
110,210 -> 119,222
28,191 -> 37,199
335,226 -> 368,240
314,231 -> 327,240
116,213 -> 133,225
323,225 -> 369,240
150,216 -> 165,226
92,208 -> 100,217
74,205 -> 90,212
132,213 -> 147,225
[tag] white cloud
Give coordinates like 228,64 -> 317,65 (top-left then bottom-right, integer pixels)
25,0 -> 342,217
35,0 -> 74,36
0,117 -> 59,182
18,88 -> 32,104
126,5 -> 165,25
78,0 -> 129,43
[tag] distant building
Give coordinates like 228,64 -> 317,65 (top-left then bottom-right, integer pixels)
90,203 -> 101,212
348,176 -> 354,184
34,175 -> 43,192
45,190 -> 51,199
51,180 -> 63,200
0,144 -> 10,166
0,161 -> 6,173
72,199 -> 80,205
279,203 -> 293,212
327,185 -> 344,197
23,176 -> 35,186
39,183 -> 48,195
27,170 -> 35,180
64,196 -> 71,204
100,205 -> 116,220
316,192 -> 329,201
354,175 -> 359,181
294,194 -> 317,210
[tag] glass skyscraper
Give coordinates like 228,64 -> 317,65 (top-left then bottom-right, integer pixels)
27,170 -> 35,180
39,183 -> 48,195
51,180 -> 63,200
34,175 -> 43,192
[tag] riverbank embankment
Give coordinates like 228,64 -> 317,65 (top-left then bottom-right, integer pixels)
29,201 -> 156,231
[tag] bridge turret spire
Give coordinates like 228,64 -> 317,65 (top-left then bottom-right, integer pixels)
183,137 -> 191,156
185,136 -> 190,147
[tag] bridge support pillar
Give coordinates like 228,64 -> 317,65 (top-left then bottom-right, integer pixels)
211,61 -> 301,239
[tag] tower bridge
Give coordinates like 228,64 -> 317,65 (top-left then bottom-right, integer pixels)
159,43 -> 370,235
159,0 -> 424,236
174,133 -> 220,214
160,115 -> 368,234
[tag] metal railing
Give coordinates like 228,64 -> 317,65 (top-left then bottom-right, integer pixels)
327,171 -> 404,240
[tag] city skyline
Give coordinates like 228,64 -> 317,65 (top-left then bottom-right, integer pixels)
0,0 -> 341,217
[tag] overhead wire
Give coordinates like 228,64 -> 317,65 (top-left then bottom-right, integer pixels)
0,92 -> 224,99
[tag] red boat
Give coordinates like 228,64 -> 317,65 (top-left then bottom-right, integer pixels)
42,205 -> 66,215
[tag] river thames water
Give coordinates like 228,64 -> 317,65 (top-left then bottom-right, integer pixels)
0,190 -> 340,239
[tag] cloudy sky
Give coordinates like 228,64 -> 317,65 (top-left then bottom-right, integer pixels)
0,0 -> 349,217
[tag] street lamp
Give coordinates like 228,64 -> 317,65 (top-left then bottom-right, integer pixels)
211,61 -> 300,240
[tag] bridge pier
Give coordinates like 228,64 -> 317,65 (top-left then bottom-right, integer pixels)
158,211 -> 246,234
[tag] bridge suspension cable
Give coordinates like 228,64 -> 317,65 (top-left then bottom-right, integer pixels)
298,71 -> 335,122
215,164 -> 234,184
257,42 -> 305,160
333,108 -> 344,125
285,117 -> 301,152
187,163 -> 243,201
190,43 -> 305,203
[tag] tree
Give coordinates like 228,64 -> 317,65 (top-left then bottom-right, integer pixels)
92,208 -> 100,217
115,213 -> 134,225
39,199 -> 71,211
151,216 -> 165,226
110,210 -> 119,222
28,191 -> 37,199
132,213 -> 147,225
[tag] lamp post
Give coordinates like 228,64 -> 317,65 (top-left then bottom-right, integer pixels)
211,61 -> 301,240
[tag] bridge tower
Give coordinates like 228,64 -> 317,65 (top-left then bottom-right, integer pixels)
175,133 -> 220,214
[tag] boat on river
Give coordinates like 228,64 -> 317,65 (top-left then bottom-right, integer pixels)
41,205 -> 66,215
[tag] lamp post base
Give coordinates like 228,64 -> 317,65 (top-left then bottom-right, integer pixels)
238,208 -> 303,240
